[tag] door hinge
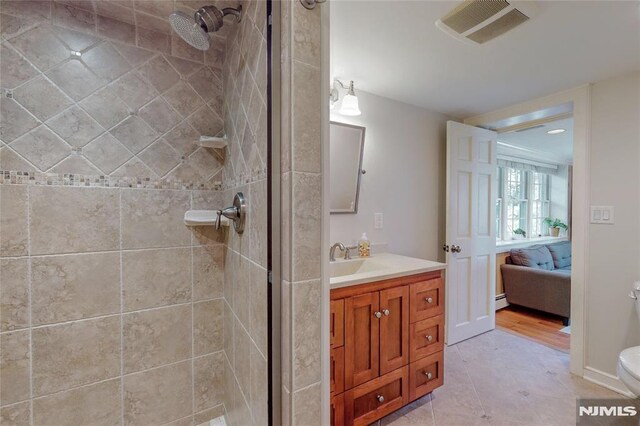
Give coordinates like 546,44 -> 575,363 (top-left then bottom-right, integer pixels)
268,270 -> 273,284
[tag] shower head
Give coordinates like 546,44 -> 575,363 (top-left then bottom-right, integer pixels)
169,5 -> 242,51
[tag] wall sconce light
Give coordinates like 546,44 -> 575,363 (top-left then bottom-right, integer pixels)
330,79 -> 361,116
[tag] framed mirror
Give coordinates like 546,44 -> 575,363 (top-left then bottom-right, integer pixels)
330,121 -> 366,214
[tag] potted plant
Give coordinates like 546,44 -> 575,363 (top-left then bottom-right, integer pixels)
543,218 -> 568,237
514,228 -> 527,239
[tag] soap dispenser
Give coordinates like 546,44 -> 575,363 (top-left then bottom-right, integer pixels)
358,233 -> 370,257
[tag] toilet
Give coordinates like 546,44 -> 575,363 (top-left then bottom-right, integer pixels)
617,282 -> 640,396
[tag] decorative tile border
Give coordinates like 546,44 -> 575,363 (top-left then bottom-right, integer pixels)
0,170 -> 223,190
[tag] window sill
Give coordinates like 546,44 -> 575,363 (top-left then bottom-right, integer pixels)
496,236 -> 568,253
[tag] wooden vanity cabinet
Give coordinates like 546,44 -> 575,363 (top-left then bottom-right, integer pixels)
330,270 -> 444,426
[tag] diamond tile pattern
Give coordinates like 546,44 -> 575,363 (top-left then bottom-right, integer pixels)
10,126 -> 70,171
13,75 -> 73,120
0,2 -> 231,182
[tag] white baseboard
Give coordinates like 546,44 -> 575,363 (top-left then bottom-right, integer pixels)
495,294 -> 509,310
583,366 -> 634,397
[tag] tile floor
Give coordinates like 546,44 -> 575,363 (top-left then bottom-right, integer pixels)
377,329 -> 622,426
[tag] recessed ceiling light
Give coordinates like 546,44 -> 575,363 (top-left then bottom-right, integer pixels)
547,128 -> 566,134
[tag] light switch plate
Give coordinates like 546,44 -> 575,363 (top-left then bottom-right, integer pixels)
591,206 -> 615,224
374,213 -> 383,229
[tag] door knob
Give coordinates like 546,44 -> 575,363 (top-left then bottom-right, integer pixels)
373,311 -> 382,318
382,309 -> 390,316
426,335 -> 433,342
425,297 -> 433,304
451,245 -> 462,253
425,372 -> 433,380
376,395 -> 384,403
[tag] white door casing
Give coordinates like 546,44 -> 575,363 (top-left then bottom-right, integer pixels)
445,121 -> 498,345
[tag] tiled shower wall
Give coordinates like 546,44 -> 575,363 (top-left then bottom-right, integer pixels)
0,184 -> 227,425
1,1 -> 267,426
0,0 -> 226,183
219,0 -> 269,425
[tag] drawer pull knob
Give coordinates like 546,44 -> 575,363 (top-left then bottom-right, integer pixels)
426,335 -> 433,342
425,297 -> 433,304
376,395 -> 384,403
374,311 -> 382,319
382,309 -> 390,316
425,372 -> 433,380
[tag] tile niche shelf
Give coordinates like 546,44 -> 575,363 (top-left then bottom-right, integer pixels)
198,136 -> 228,149
184,210 -> 230,227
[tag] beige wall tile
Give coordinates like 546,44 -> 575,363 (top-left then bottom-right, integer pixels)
292,61 -> 321,173
193,245 -> 224,301
121,189 -> 191,249
292,279 -> 321,390
233,377 -> 252,426
31,252 -> 120,325
0,258 -> 29,331
291,172 -> 322,281
233,255 -> 251,329
123,360 -> 192,426
249,178 -> 267,267
250,343 -> 268,426
194,299 -> 224,356
193,404 -> 224,425
250,262 -> 268,357
1,401 -> 31,426
123,304 -> 192,373
32,316 -> 120,396
224,300 -> 234,373
0,185 -> 28,257
32,378 -> 121,426
0,330 -> 31,405
233,315 -> 251,397
30,186 -> 120,255
122,247 -> 191,311
292,382 -> 321,426
291,0 -> 321,67
194,351 -> 225,412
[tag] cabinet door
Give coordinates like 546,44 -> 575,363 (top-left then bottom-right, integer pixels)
330,299 -> 344,348
379,286 -> 409,375
331,346 -> 345,395
331,393 -> 344,426
345,291 -> 380,389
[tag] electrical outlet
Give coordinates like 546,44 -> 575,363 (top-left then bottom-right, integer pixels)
374,213 -> 383,229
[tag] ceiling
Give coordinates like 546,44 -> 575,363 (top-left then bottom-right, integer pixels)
498,117 -> 573,164
330,1 -> 640,118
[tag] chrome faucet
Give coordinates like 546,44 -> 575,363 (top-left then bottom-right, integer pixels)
329,242 -> 346,262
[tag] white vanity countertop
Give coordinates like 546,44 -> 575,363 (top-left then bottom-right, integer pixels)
330,253 -> 446,289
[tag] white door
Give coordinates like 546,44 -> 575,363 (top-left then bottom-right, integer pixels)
445,121 -> 498,344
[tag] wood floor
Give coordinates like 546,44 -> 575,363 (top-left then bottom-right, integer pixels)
496,305 -> 570,352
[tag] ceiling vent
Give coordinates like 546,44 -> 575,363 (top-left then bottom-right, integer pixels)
436,1 -> 537,45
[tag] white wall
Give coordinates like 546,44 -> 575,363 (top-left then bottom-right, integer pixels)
330,90 -> 449,261
586,71 -> 640,377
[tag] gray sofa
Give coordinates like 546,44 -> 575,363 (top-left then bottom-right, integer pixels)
500,241 -> 571,325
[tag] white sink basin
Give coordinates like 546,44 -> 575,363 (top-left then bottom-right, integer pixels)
329,253 -> 447,289
330,258 -> 387,278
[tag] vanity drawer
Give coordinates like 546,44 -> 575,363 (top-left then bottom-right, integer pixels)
331,346 -> 345,395
409,351 -> 444,401
331,393 -> 344,426
344,366 -> 409,426
409,277 -> 444,323
331,299 -> 344,348
409,315 -> 444,361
